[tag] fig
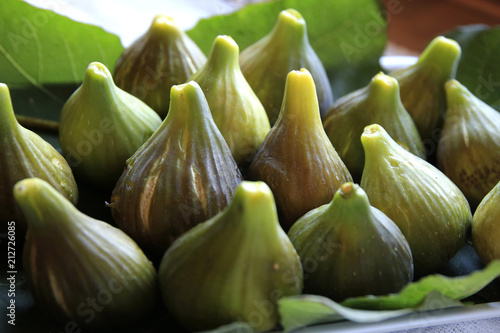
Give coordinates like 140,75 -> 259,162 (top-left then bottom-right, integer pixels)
438,79 -> 500,209
323,72 -> 425,181
59,62 -> 162,189
240,8 -> 333,125
360,124 -> 471,276
288,182 -> 413,301
0,83 -> 78,230
159,181 -> 303,332
14,178 -> 158,330
472,180 -> 500,264
390,36 -> 461,143
189,35 -> 270,167
113,15 -> 207,118
110,81 -> 243,256
249,68 -> 352,230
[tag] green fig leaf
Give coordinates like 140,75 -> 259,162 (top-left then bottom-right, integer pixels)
187,0 -> 387,97
445,24 -> 500,111
278,260 -> 500,332
0,0 -> 124,87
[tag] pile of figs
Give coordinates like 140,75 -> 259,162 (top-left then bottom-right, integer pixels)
2,7 -> 500,333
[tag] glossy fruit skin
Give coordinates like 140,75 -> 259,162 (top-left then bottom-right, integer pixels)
114,15 -> 207,118
249,69 -> 352,230
59,62 -> 162,189
190,35 -> 270,167
361,124 -> 471,276
110,81 -> 243,256
14,178 -> 158,330
289,182 -> 413,301
472,181 -> 500,265
159,181 -> 303,332
390,36 -> 461,143
0,83 -> 78,230
240,9 -> 333,125
438,79 -> 500,209
323,72 -> 424,181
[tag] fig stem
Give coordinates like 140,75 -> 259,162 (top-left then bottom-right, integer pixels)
16,115 -> 59,132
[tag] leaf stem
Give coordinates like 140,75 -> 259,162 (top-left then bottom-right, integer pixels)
16,115 -> 59,132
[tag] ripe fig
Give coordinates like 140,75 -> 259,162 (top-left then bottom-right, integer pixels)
361,124 -> 471,276
472,180 -> 500,264
110,81 -> 243,256
288,182 -> 413,301
249,68 -> 352,230
14,178 -> 158,330
190,35 -> 270,167
323,72 -> 425,181
59,62 -> 162,189
114,15 -> 207,117
159,181 -> 303,332
0,83 -> 78,230
438,79 -> 500,209
390,36 -> 461,143
240,9 -> 333,124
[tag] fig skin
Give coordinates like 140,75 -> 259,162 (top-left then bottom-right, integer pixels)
189,35 -> 270,167
323,72 -> 424,181
110,81 -> 243,257
114,15 -> 207,118
361,124 -> 472,276
289,182 -> 413,301
59,62 -> 162,189
159,181 -> 303,332
249,68 -> 352,231
390,36 -> 461,143
472,180 -> 500,265
438,79 -> 500,209
14,178 -> 158,330
240,8 -> 333,125
0,83 -> 78,230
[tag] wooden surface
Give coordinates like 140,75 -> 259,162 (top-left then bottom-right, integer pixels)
382,0 -> 500,55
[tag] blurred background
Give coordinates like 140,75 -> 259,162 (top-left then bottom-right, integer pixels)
381,0 -> 500,55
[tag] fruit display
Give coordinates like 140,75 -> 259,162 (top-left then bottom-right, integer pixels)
249,68 -> 352,230
323,72 -> 425,181
360,124 -> 472,276
113,15 -> 207,118
438,79 -> 500,209
288,182 -> 413,301
110,81 -> 243,256
59,62 -> 162,189
240,8 -> 333,124
3,0 -> 500,332
0,83 -> 78,230
189,35 -> 270,167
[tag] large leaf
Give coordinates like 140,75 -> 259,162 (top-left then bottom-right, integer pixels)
278,260 -> 500,332
0,0 -> 124,87
187,0 -> 387,97
445,24 -> 500,111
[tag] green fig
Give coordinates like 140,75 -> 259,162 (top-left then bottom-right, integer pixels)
249,69 -> 352,230
110,81 -> 243,256
240,8 -> 333,125
390,36 -> 461,142
438,79 -> 500,209
114,15 -> 207,118
189,35 -> 270,167
323,72 -> 425,181
0,83 -> 78,230
472,180 -> 500,264
288,182 -> 413,301
59,62 -> 162,189
14,177 -> 158,330
159,181 -> 303,332
361,124 -> 471,276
